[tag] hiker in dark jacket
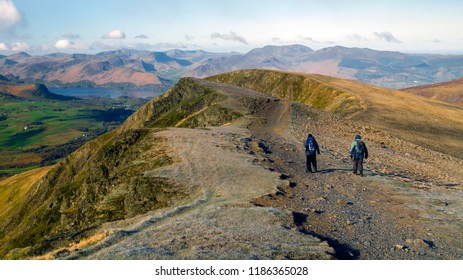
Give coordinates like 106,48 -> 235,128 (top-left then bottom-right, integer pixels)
305,134 -> 320,173
350,134 -> 368,176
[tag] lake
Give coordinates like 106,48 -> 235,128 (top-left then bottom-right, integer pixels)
49,87 -> 163,99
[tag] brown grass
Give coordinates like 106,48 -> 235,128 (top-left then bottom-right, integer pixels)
208,69 -> 463,159
30,230 -> 111,260
0,166 -> 54,223
403,78 -> 463,107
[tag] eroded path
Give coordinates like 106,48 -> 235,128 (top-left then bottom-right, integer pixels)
247,99 -> 463,260
62,82 -> 334,260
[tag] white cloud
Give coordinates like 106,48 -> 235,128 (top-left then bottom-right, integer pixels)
101,29 -> 126,39
0,0 -> 22,32
0,42 -> 8,50
54,39 -> 88,50
10,42 -> 30,52
374,31 -> 402,43
54,39 -> 72,49
211,31 -> 248,45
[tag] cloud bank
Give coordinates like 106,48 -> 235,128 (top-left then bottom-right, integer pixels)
0,41 -> 30,52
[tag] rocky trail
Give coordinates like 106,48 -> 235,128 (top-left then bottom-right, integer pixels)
246,95 -> 463,260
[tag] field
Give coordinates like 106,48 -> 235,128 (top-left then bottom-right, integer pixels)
0,97 -> 146,176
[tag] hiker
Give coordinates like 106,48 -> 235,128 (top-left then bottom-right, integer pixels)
305,134 -> 320,173
350,134 -> 368,176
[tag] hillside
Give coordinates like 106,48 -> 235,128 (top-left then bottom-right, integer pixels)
0,81 -> 76,101
402,78 -> 463,107
207,70 -> 463,160
0,72 -> 462,260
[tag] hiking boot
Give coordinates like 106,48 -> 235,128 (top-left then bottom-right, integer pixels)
360,171 -> 364,177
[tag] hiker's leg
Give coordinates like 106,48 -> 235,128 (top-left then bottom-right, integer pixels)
359,157 -> 364,175
313,155 -> 318,172
353,159 -> 357,173
306,155 -> 312,172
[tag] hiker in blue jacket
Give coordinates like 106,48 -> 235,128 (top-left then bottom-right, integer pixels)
350,134 -> 368,176
305,134 -> 320,173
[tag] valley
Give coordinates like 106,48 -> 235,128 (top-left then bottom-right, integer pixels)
0,81 -> 148,176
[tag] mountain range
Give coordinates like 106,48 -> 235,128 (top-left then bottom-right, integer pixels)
1,69 -> 462,260
2,45 -> 463,90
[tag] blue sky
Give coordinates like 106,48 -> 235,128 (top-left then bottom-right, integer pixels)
1,0 -> 462,54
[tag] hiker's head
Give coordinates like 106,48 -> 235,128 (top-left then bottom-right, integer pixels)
355,134 -> 361,140
309,134 -> 313,137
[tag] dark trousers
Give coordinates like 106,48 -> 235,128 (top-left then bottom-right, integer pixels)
353,157 -> 364,174
306,154 -> 317,172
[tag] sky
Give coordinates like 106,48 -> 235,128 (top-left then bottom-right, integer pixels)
0,0 -> 462,55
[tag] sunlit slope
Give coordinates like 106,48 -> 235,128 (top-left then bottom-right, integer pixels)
0,82 -> 74,101
207,69 -> 463,159
403,78 -> 463,107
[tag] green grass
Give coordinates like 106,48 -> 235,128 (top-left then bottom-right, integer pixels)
0,98 -> 145,175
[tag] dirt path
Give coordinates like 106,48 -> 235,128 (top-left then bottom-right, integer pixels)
62,85 -> 334,260
247,98 -> 463,260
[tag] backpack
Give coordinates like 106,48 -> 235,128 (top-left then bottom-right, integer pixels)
306,139 -> 316,155
356,141 -> 365,156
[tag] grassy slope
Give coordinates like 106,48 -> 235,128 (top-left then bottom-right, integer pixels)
0,166 -> 53,225
402,78 -> 463,107
0,78 -> 242,258
207,69 -> 463,159
0,98 -> 142,175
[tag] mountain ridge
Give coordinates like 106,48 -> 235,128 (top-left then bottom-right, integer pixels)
207,70 -> 463,159
2,44 -> 463,90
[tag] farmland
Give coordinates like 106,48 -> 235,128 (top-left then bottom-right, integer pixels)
0,97 -> 146,176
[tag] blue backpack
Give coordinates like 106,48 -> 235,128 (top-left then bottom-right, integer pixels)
306,139 -> 316,155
